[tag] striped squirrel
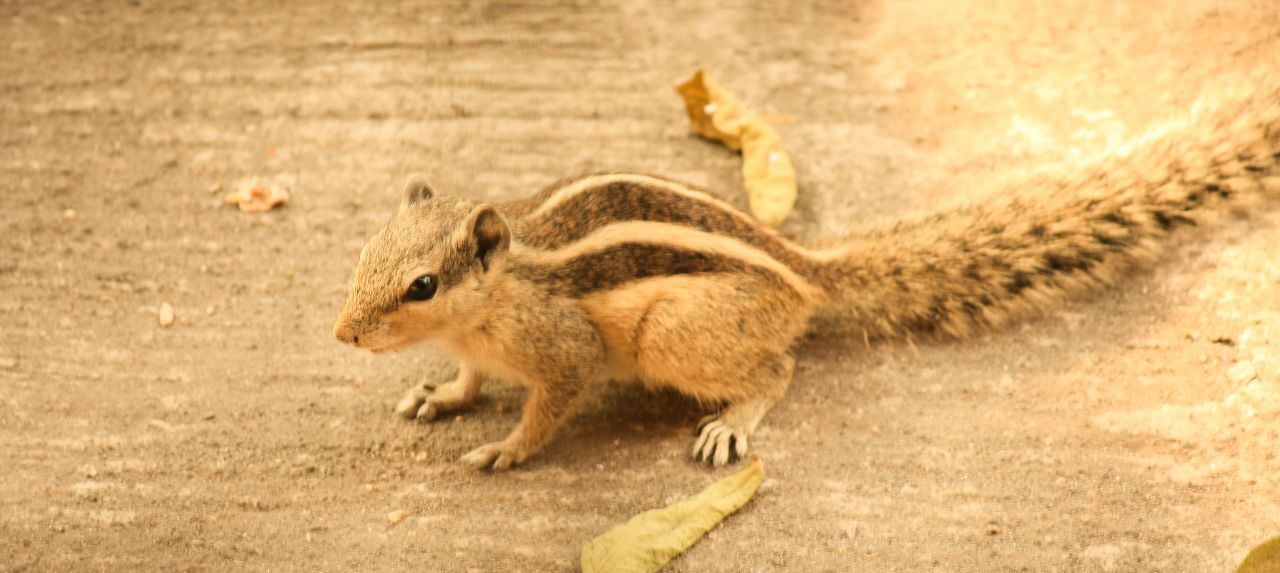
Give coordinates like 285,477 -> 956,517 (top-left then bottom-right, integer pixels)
334,73 -> 1280,471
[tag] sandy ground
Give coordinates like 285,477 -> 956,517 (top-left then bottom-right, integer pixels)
3,1 -> 1279,571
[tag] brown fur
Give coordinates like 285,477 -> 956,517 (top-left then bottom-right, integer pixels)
334,72 -> 1280,471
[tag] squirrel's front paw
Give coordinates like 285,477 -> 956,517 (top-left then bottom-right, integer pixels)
395,381 -> 471,422
394,385 -> 431,419
460,441 -> 527,472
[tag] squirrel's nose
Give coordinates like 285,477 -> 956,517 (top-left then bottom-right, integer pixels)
332,320 -> 359,346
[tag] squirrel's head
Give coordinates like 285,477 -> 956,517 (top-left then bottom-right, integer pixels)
332,176 -> 512,353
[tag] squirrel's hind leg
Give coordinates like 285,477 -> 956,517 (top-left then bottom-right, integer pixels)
691,352 -> 795,467
624,273 -> 811,467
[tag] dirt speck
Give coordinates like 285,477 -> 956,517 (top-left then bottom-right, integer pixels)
157,303 -> 174,327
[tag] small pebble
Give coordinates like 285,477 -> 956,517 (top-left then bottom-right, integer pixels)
1228,361 -> 1257,384
158,303 -> 174,327
387,510 -> 407,525
0,357 -> 17,370
63,209 -> 77,219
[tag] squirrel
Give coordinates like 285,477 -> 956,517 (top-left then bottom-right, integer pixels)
334,72 -> 1280,471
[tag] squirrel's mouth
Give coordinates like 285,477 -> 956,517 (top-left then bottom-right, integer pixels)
365,339 -> 409,355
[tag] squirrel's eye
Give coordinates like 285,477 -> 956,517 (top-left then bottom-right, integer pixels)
405,275 -> 438,301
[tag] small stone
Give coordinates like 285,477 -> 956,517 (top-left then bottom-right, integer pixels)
0,356 -> 17,370
1082,544 -> 1123,572
158,303 -> 174,327
387,510 -> 407,525
1228,361 -> 1258,384
63,209 -> 77,219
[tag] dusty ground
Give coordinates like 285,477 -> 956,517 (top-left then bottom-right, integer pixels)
3,0 -> 1279,571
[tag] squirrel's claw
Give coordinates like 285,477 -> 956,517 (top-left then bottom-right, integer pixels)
692,416 -> 750,467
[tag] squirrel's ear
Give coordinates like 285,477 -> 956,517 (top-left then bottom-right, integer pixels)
399,175 -> 434,212
456,205 -> 510,272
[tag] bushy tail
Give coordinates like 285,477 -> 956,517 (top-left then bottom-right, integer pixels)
807,71 -> 1280,340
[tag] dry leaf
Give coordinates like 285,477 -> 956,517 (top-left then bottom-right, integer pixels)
1237,535 -> 1280,573
225,178 -> 289,213
581,457 -> 765,573
675,71 -> 797,227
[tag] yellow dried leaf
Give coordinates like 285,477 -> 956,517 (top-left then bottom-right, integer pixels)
581,457 -> 765,573
675,71 -> 797,227
1237,535 -> 1280,573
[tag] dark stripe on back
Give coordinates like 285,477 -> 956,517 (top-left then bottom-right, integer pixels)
512,242 -> 781,297
516,179 -> 816,273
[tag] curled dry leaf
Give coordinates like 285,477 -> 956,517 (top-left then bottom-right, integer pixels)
675,70 -> 797,228
225,178 -> 289,213
581,456 -> 765,573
